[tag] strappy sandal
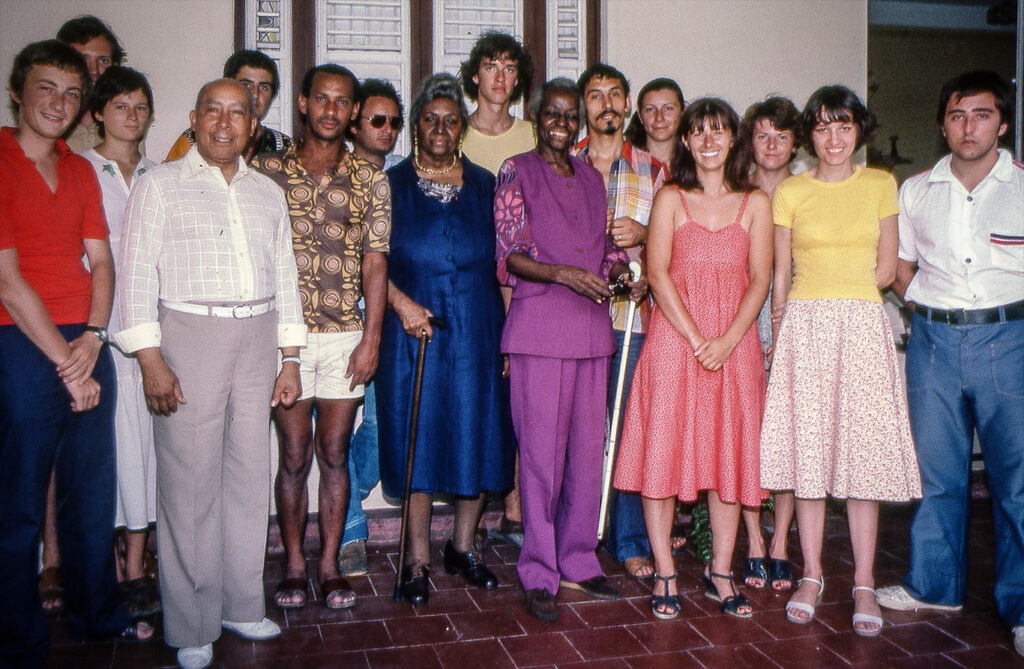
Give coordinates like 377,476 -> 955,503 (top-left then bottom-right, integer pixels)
852,586 -> 883,637
650,572 -> 682,620
743,557 -> 768,589
785,576 -> 824,624
768,558 -> 794,591
703,571 -> 753,619
39,567 -> 64,617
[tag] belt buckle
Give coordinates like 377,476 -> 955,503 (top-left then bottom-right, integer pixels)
232,304 -> 254,319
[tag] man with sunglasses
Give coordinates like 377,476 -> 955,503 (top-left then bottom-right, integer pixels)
349,78 -> 404,171
253,64 -> 390,613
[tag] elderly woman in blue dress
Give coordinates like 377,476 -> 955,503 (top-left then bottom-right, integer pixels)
377,73 -> 514,607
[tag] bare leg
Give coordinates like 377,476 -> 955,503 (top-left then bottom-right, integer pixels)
741,505 -> 766,588
40,471 -> 62,614
788,497 -> 826,620
312,399 -> 358,605
406,492 -> 433,567
124,530 -> 148,581
848,498 -> 881,634
273,399 -> 315,606
453,494 -> 487,553
769,491 -> 795,589
642,495 -> 678,616
707,491 -> 750,615
503,456 -> 522,523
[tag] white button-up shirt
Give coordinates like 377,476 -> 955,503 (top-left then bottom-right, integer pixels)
115,147 -> 306,353
898,149 -> 1024,310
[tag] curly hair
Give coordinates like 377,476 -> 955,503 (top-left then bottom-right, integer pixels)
459,32 -> 533,104
409,73 -> 469,146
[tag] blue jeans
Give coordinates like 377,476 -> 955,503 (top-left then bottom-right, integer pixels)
0,325 -> 130,666
902,313 -> 1024,627
343,380 -> 379,545
604,329 -> 651,563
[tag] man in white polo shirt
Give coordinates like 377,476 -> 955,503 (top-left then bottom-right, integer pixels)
877,70 -> 1024,657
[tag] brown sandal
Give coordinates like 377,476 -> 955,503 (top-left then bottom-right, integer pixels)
274,577 -> 308,609
320,577 -> 356,610
39,567 -> 64,617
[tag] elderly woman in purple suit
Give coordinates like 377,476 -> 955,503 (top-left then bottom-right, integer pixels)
495,77 -> 644,622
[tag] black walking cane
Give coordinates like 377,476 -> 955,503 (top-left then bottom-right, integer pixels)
394,316 -> 445,601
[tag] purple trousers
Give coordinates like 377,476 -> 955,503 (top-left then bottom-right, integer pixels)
510,354 -> 609,594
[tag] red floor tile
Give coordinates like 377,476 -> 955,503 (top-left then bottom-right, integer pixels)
501,631 -> 580,667
562,626 -> 647,660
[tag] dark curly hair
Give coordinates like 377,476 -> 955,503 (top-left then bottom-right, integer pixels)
800,85 -> 877,157
459,32 -> 533,104
57,15 -> 125,66
670,97 -> 752,193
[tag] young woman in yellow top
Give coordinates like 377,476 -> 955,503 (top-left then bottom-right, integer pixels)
759,85 -> 921,637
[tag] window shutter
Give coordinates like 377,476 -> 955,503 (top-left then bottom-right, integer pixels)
243,0 -> 293,138
547,0 -> 587,81
318,0 -> 411,156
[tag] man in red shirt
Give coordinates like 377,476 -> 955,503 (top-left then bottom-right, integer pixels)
0,39 -> 151,666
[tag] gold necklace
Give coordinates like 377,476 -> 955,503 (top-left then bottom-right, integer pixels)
414,151 -> 458,175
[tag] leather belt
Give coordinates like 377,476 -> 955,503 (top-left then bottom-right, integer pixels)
161,298 -> 275,319
913,299 -> 1024,325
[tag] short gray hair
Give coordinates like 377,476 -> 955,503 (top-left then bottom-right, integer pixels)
528,77 -> 579,117
409,73 -> 469,144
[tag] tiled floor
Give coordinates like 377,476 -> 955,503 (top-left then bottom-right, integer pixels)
47,500 -> 1024,668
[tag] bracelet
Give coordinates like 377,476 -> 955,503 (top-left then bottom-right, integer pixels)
281,355 -> 301,365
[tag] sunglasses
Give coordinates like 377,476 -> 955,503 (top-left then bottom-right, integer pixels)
361,114 -> 403,130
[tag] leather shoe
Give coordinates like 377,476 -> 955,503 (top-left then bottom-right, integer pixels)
400,563 -> 430,606
524,588 -> 558,621
559,575 -> 620,600
443,540 -> 498,590
177,644 -> 213,669
221,617 -> 281,640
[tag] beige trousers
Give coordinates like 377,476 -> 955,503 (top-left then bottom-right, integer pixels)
153,307 -> 277,648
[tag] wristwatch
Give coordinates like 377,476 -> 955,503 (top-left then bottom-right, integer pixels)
84,325 -> 110,344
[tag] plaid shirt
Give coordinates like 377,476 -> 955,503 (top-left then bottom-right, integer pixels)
115,147 -> 305,353
572,138 -> 666,332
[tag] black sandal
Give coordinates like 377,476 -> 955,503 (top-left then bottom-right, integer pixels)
650,572 -> 682,620
742,557 -> 768,589
703,571 -> 753,619
115,619 -> 155,644
769,558 -> 794,591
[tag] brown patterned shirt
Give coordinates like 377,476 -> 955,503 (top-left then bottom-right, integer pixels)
254,146 -> 391,332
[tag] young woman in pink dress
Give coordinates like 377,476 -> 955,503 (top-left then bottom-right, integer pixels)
615,98 -> 773,620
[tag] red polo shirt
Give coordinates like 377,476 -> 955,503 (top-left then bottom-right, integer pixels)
0,127 -> 108,326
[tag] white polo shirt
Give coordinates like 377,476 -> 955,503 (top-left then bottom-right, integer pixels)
898,149 -> 1024,310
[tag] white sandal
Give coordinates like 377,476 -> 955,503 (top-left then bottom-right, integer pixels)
785,576 -> 824,624
852,586 -> 883,637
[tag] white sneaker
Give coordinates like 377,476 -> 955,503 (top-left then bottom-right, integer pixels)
1013,626 -> 1023,658
221,617 -> 282,640
177,644 -> 213,669
875,585 -> 963,612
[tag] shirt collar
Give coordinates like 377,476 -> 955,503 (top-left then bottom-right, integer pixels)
1,126 -> 74,162
929,149 -> 1014,185
181,144 -> 251,183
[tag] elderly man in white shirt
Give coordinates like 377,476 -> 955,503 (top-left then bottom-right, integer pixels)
877,70 -> 1024,658
116,78 -> 305,669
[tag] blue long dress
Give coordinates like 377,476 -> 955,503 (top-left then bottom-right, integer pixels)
377,157 -> 513,498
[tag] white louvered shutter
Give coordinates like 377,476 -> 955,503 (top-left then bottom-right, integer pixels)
547,0 -> 586,81
243,0 -> 294,138
318,0 -> 411,156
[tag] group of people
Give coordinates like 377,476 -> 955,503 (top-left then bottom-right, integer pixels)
1,14 -> 1022,669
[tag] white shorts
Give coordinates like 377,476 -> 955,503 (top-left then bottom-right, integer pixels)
296,331 -> 365,400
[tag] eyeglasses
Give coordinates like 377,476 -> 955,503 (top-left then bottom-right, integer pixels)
361,114 -> 403,130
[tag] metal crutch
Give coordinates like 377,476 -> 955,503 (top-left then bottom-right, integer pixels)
598,261 -> 642,541
394,316 -> 444,601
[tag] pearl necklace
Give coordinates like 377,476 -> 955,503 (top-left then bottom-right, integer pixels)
414,151 -> 458,175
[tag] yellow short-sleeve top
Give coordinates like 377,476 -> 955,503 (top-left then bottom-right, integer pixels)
772,166 -> 898,303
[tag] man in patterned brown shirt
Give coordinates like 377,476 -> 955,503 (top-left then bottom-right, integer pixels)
253,64 -> 390,612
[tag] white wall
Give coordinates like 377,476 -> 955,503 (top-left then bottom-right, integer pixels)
603,0 -> 868,118
0,0 -> 235,160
